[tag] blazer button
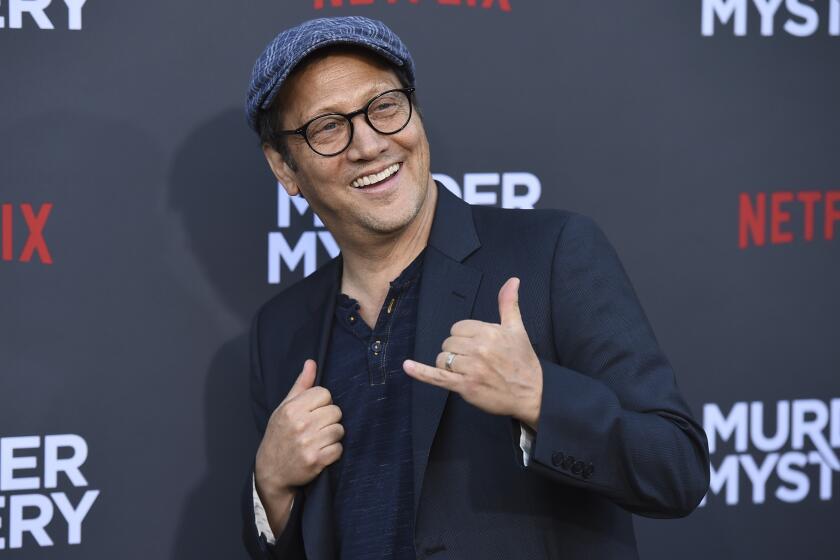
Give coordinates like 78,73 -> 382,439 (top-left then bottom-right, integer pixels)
551,451 -> 565,467
572,460 -> 584,475
562,455 -> 575,470
583,463 -> 595,479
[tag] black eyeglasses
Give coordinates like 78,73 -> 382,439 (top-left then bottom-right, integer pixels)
276,87 -> 416,157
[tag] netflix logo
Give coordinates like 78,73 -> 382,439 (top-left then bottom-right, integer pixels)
1,203 -> 53,264
738,190 -> 840,249
313,0 -> 512,12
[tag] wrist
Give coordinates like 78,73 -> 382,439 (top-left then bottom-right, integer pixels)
254,461 -> 294,503
254,474 -> 296,538
516,366 -> 543,430
255,474 -> 294,502
517,407 -> 540,431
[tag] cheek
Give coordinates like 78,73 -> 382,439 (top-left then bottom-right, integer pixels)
298,153 -> 341,182
400,123 -> 429,163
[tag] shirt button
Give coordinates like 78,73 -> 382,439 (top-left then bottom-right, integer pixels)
371,339 -> 383,354
348,315 -> 356,323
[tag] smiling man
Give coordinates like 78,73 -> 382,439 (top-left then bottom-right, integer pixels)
242,16 -> 710,560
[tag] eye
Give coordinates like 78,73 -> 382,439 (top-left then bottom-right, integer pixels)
371,100 -> 398,115
308,116 -> 346,140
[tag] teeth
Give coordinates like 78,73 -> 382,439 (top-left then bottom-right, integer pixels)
351,163 -> 400,188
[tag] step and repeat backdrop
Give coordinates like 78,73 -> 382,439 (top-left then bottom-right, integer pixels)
1,1 -> 838,558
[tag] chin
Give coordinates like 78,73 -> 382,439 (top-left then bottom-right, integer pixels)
363,216 -> 412,234
362,203 -> 419,234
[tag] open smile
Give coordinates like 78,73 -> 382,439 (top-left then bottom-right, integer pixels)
350,163 -> 401,189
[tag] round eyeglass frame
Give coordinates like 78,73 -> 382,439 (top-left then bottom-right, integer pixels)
275,87 -> 416,157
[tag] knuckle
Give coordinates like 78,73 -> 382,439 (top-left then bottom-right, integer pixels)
292,418 -> 307,434
467,376 -> 483,393
435,352 -> 447,368
302,450 -> 319,468
277,402 -> 294,421
276,409 -> 295,430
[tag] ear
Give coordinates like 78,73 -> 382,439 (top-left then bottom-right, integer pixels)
262,143 -> 301,197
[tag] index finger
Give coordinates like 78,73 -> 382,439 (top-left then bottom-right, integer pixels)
295,386 -> 333,412
450,319 -> 492,337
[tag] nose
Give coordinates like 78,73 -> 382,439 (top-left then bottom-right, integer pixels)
345,113 -> 389,161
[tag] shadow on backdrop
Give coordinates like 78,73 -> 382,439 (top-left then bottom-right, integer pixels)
168,109 -> 288,559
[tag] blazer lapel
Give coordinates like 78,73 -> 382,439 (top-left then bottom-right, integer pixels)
411,182 -> 482,518
299,255 -> 341,560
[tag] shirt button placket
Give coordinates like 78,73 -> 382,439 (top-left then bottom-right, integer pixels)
369,338 -> 386,385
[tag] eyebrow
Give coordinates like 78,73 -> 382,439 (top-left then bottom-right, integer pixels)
299,83 -> 399,124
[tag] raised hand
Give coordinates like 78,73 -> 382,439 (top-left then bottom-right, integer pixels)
403,277 -> 543,429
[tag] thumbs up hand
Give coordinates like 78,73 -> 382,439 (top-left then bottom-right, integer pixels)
403,277 -> 543,429
255,359 -> 344,500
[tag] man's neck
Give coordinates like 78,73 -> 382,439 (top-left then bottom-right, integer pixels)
337,180 -> 437,326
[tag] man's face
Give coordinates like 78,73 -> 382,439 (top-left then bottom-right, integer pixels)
264,49 -> 434,241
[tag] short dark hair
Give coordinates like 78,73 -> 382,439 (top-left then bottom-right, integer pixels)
256,47 -> 416,172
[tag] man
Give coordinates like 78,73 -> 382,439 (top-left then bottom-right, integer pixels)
242,16 -> 710,560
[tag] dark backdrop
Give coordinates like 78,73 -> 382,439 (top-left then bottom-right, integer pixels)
1,1 -> 838,558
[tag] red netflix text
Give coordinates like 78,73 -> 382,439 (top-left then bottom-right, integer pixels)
1,203 -> 53,264
739,190 -> 840,249
314,0 -> 511,11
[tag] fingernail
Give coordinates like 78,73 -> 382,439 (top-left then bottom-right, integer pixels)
403,360 -> 415,372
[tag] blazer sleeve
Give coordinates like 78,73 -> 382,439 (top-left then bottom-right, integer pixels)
524,213 -> 710,518
242,308 -> 307,560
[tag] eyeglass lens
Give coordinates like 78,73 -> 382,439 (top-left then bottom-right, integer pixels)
305,90 -> 412,156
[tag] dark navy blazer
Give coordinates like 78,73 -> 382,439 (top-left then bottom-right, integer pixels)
242,181 -> 710,560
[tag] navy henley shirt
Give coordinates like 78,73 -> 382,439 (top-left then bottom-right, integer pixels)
320,249 -> 425,560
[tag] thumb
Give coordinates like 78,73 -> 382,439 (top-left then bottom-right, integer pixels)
284,359 -> 317,402
498,277 -> 523,328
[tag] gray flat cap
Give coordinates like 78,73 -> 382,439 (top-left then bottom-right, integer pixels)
245,16 -> 416,134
